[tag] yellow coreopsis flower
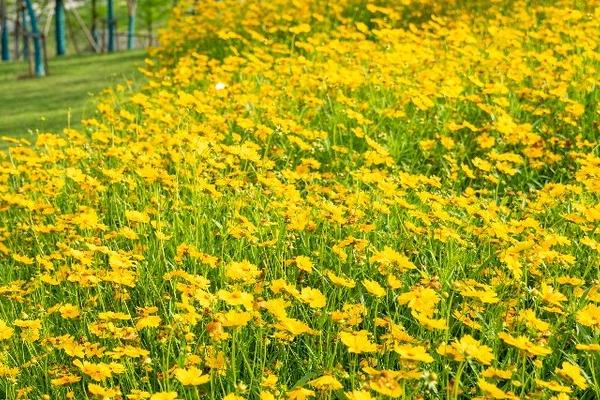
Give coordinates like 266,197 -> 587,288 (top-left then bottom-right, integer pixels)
309,375 -> 343,391
88,383 -> 121,399
478,379 -> 517,399
73,360 -> 114,381
174,366 -> 210,386
225,260 -> 261,283
345,390 -> 374,400
555,362 -> 588,390
368,370 -> 404,398
437,335 -> 494,365
125,210 -> 151,224
371,247 -> 416,271
286,387 -> 315,400
339,330 -> 377,353
149,392 -> 178,400
576,343 -> 600,351
59,303 -> 81,319
299,287 -> 326,308
0,320 -> 13,340
394,344 -> 434,363
498,332 -> 551,357
362,279 -> 386,297
536,379 -> 572,393
294,256 -> 313,273
325,270 -> 356,288
576,304 -> 600,330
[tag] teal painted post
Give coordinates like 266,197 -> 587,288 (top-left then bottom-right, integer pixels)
0,0 -> 9,61
127,14 -> 135,49
22,8 -> 28,59
23,0 -> 45,76
55,0 -> 66,55
107,0 -> 115,52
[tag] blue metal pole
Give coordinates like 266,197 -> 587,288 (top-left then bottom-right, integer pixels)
127,14 -> 135,49
23,0 -> 45,76
0,0 -> 9,61
55,0 -> 66,55
107,0 -> 115,52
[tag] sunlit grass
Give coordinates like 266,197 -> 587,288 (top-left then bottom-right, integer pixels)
0,50 -> 146,139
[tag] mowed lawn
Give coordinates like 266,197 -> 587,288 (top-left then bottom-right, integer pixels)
0,50 -> 146,140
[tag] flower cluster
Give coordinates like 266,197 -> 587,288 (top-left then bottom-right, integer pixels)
0,0 -> 599,399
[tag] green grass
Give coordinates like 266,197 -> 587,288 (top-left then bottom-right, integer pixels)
0,50 -> 146,140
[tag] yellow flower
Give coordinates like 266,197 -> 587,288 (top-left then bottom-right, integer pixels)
309,375 -> 343,391
259,392 -> 275,400
345,390 -> 374,400
73,360 -> 114,381
368,370 -> 404,398
136,315 -> 161,330
362,279 -> 386,298
14,319 -> 42,342
339,330 -> 377,353
394,344 -> 434,363
261,373 -> 278,388
535,379 -> 572,393
325,270 -> 356,288
225,260 -> 261,283
555,362 -> 588,390
286,387 -> 315,400
223,394 -> 245,400
576,304 -> 600,330
371,247 -> 416,271
149,392 -> 178,400
498,332 -> 551,357
218,289 -> 254,309
174,367 -> 210,386
218,310 -> 253,328
125,210 -> 151,224
51,374 -> 81,386
575,343 -> 600,351
482,367 -> 514,380
12,254 -> 34,265
478,379 -> 517,399
88,383 -> 121,399
0,320 -> 13,340
59,304 -> 81,319
289,24 -> 311,35
294,256 -> 313,273
274,317 -> 316,337
437,335 -> 494,365
299,287 -> 326,308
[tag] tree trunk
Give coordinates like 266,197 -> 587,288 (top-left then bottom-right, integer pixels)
23,0 -> 45,76
55,0 -> 66,55
107,0 -> 115,52
126,0 -> 136,50
0,0 -> 9,61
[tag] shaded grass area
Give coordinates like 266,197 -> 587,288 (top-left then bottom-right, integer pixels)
0,50 -> 146,140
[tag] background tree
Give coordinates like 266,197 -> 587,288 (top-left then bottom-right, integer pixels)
138,0 -> 170,46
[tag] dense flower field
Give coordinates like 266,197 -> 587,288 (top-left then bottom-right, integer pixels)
1,0 -> 600,398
